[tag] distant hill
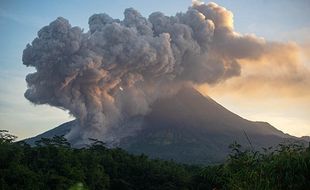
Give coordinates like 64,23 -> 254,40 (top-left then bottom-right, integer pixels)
25,120 -> 74,146
301,136 -> 310,142
25,87 -> 299,164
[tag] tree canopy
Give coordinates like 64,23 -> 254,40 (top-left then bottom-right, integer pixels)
0,130 -> 309,190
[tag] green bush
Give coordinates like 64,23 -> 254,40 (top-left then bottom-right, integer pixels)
0,130 -> 309,190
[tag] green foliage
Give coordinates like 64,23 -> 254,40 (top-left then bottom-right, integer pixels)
199,141 -> 310,190
0,131 -> 309,190
68,182 -> 88,190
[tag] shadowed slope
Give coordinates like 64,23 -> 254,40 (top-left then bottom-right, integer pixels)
119,87 -> 293,164
25,87 -> 296,164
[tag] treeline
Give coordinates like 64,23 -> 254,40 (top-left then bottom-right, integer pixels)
0,130 -> 310,190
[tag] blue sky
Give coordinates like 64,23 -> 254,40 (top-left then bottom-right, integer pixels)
1,0 -> 309,139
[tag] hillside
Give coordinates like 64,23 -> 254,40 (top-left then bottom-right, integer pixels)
26,87 -> 297,164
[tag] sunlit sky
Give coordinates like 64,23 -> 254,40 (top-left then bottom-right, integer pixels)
1,0 -> 309,139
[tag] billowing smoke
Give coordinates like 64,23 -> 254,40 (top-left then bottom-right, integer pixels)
23,2 -> 276,145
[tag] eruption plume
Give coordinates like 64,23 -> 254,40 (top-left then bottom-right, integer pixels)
23,2 -> 287,145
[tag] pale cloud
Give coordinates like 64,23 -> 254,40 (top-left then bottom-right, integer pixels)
196,40 -> 310,137
210,43 -> 310,98
0,70 -> 71,140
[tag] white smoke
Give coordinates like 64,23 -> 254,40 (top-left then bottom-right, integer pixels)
23,2 -> 275,145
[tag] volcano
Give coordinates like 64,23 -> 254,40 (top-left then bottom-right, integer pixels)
25,87 -> 296,164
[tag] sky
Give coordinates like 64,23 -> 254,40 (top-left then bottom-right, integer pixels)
0,0 -> 309,139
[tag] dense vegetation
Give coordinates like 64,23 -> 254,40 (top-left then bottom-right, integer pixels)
1,130 -> 309,190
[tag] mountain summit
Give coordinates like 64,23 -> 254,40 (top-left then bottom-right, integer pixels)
26,87 -> 295,164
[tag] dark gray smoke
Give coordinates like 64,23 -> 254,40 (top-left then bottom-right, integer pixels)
23,2 -> 269,145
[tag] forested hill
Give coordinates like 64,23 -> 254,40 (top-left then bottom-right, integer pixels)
1,130 -> 310,190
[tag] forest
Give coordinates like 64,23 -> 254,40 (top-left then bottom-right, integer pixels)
1,130 -> 310,190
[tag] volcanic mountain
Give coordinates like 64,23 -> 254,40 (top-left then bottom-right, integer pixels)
25,87 -> 296,164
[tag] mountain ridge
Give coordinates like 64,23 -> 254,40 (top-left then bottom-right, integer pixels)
25,87 -> 299,164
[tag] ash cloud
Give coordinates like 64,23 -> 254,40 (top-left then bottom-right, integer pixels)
23,2 -> 286,145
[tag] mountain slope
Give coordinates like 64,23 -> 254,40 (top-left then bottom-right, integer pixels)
25,87 -> 296,164
25,120 -> 75,146
119,87 -> 293,164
